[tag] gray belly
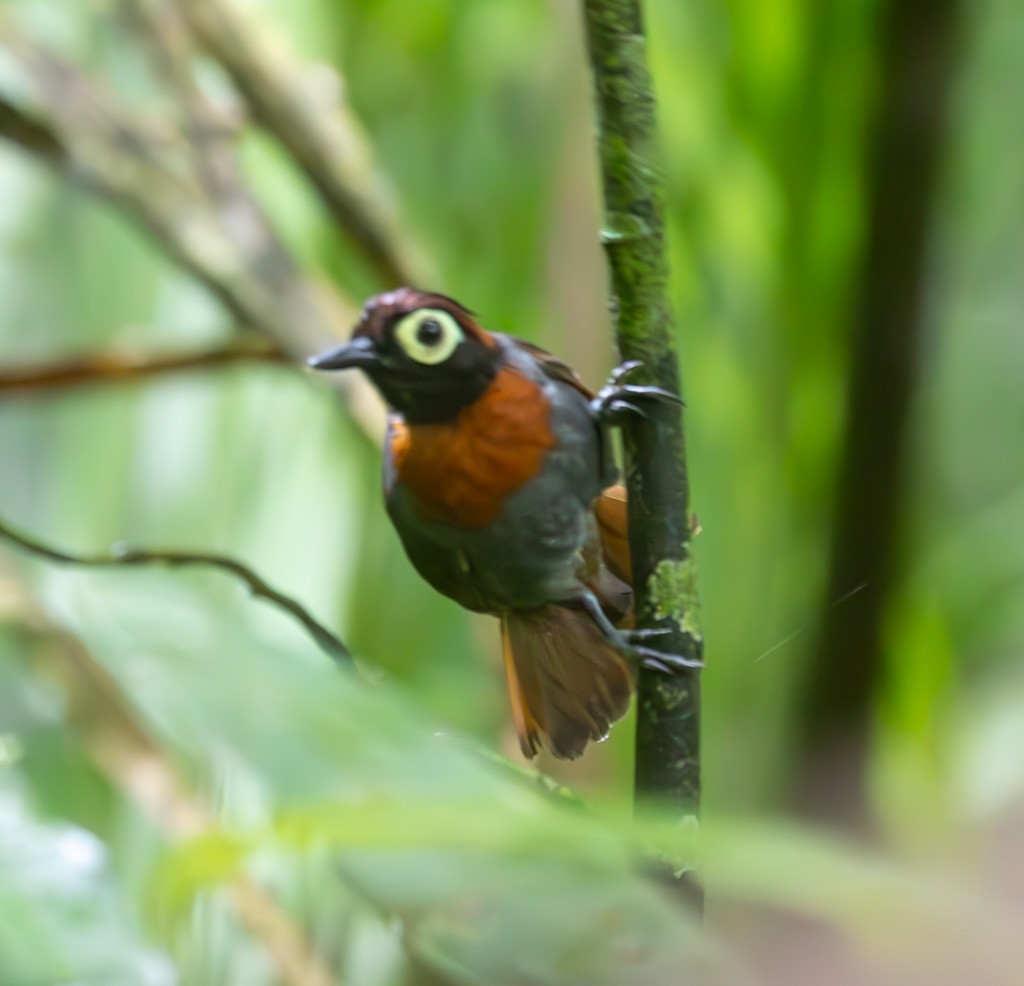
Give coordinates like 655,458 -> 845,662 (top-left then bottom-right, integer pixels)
387,460 -> 600,613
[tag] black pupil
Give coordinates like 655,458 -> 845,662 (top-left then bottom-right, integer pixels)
416,318 -> 444,346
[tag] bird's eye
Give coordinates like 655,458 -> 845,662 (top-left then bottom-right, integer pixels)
416,318 -> 443,345
393,309 -> 463,365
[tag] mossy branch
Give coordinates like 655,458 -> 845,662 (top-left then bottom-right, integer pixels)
580,1 -> 703,824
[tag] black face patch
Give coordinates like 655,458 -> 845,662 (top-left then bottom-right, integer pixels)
327,288 -> 504,424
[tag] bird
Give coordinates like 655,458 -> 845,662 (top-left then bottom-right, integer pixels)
309,287 -> 694,759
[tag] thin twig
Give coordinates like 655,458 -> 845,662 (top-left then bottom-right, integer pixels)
581,1 -> 703,828
0,514 -> 351,666
0,342 -> 292,396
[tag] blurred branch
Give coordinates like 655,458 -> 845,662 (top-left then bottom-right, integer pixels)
121,0 -> 246,207
175,0 -> 432,288
801,0 -> 962,809
0,92 -> 62,158
0,575 -> 335,986
0,23 -> 354,360
0,340 -> 291,396
121,0 -> 429,287
581,0 -> 703,829
0,514 -> 351,666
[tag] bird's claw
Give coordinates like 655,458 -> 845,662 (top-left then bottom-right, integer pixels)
621,627 -> 702,673
567,591 -> 702,673
589,361 -> 682,426
610,360 -> 644,384
599,398 -> 649,421
625,626 -> 673,643
636,647 -> 703,673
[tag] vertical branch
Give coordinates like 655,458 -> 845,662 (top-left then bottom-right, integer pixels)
801,0 -> 961,806
580,2 -> 702,820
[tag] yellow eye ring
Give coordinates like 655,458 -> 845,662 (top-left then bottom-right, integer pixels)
393,309 -> 464,365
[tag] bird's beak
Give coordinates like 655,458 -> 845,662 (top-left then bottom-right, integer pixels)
307,336 -> 379,371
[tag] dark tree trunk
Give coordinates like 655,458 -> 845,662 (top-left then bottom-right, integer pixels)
799,0 -> 962,820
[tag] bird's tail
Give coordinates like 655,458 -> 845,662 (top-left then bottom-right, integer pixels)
500,606 -> 634,760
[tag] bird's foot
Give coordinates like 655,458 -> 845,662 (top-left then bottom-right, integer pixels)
614,629 -> 703,674
634,646 -> 703,674
620,627 -> 703,672
589,360 -> 682,426
569,592 -> 703,672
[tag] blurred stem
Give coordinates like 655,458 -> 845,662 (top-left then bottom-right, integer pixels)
0,514 -> 351,666
801,0 -> 961,810
0,93 -> 62,158
123,0 -> 251,211
0,20 -> 400,439
0,341 -> 291,396
175,0 -> 432,288
580,2 -> 702,827
0,26 -> 354,360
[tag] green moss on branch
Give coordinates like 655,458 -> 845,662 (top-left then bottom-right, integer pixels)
581,0 -> 703,821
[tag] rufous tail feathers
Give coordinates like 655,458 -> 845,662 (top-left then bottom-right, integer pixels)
500,482 -> 635,760
501,606 -> 634,760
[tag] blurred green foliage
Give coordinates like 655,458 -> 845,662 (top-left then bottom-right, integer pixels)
0,0 -> 1022,984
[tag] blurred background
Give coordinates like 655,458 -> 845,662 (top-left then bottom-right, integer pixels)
0,0 -> 1022,984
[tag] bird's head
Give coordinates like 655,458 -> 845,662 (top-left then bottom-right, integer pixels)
308,288 -> 501,423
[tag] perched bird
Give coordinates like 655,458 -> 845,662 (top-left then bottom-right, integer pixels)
310,288 -> 693,759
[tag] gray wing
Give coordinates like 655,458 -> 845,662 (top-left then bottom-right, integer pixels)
495,333 -> 619,490
492,333 -> 595,398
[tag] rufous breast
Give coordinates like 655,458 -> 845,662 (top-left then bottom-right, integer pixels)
390,366 -> 556,529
